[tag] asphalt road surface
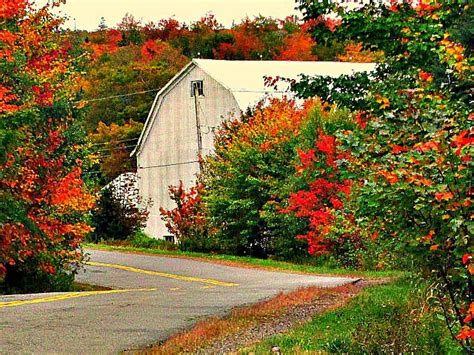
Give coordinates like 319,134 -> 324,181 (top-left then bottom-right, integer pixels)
1,249 -> 358,354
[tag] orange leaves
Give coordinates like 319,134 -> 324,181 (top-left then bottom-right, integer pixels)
418,70 -> 433,82
229,98 -> 317,154
439,34 -> 470,74
435,191 -> 454,201
374,95 -> 390,109
0,0 -> 27,19
141,39 -> 167,61
337,42 -> 382,63
0,86 -> 20,112
0,29 -> 17,45
379,171 -> 399,185
406,175 -> 433,186
83,29 -> 122,59
276,32 -> 316,61
49,167 -> 96,213
413,140 -> 440,153
391,144 -> 409,154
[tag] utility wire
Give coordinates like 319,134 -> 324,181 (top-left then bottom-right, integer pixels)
75,88 -> 161,104
75,87 -> 285,105
138,160 -> 199,170
90,137 -> 139,146
95,144 -> 137,152
83,160 -> 199,176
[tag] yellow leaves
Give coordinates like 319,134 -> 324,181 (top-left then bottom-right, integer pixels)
87,153 -> 100,165
374,95 -> 390,109
337,42 -> 383,63
439,34 -> 470,74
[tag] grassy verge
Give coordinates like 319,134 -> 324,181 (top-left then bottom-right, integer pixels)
243,277 -> 461,354
134,283 -> 361,354
83,242 -> 403,279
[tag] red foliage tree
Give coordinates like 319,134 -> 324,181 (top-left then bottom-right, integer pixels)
1,1 -> 94,292
282,131 -> 353,256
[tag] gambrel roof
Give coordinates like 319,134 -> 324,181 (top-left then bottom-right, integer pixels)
132,59 -> 376,156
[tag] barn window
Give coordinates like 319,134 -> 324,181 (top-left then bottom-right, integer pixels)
191,80 -> 204,97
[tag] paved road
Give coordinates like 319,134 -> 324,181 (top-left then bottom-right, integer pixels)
1,249 -> 358,354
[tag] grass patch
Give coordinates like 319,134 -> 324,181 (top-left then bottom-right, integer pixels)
244,277 -> 461,354
83,242 -> 403,279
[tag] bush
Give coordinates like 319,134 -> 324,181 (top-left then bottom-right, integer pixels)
128,230 -> 178,251
91,173 -> 150,242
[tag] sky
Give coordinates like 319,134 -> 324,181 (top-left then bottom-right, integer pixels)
46,0 -> 301,31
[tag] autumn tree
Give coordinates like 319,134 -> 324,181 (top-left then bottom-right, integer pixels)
0,1 -> 94,292
294,0 -> 473,349
88,120 -> 143,182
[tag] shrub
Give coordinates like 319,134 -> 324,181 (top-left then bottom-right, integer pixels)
91,173 -> 150,241
128,230 -> 178,251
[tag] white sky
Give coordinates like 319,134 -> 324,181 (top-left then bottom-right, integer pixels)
46,0 -> 301,31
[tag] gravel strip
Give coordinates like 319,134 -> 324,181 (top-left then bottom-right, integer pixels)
198,286 -> 363,354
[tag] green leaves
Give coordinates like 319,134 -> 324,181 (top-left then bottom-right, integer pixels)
296,0 -> 473,348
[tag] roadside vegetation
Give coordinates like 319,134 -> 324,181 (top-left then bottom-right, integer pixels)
145,283 -> 361,354
133,277 -> 459,354
246,278 -> 461,354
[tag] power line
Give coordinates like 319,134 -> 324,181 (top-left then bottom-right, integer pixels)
138,160 -> 199,170
90,137 -> 139,146
83,160 -> 200,176
95,144 -> 137,152
75,88 -> 161,104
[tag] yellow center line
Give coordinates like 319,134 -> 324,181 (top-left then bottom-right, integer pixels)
0,288 -> 158,309
85,261 -> 239,287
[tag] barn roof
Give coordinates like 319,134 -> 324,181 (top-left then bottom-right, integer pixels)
132,59 -> 376,156
194,59 -> 376,109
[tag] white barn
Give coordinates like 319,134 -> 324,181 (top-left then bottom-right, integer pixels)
132,59 -> 376,239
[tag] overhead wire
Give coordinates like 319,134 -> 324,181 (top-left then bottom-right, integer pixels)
90,137 -> 139,146
74,88 -> 161,104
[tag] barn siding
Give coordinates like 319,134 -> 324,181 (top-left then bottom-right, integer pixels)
137,66 -> 241,238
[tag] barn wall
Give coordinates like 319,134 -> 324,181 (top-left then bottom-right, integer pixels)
137,66 -> 241,239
